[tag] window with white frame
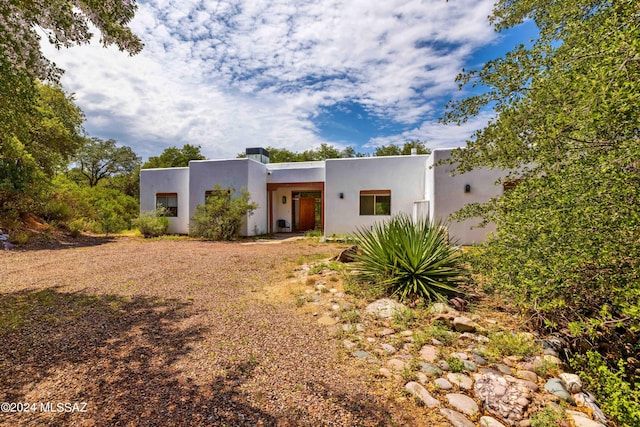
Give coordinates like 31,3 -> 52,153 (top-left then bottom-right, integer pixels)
359,190 -> 391,215
156,193 -> 178,217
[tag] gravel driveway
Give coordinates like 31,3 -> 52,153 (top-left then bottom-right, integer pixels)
0,237 -> 423,426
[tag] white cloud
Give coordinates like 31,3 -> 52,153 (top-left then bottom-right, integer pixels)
366,111 -> 495,150
41,0 -> 497,159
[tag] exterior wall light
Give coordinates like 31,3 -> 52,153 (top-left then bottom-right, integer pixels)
464,184 -> 471,193
282,196 -> 287,204
339,192 -> 344,199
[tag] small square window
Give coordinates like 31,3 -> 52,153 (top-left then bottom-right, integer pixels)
359,190 -> 391,216
156,193 -> 178,217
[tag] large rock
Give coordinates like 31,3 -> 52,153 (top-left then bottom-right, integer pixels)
453,316 -> 478,332
317,315 -> 337,326
418,345 -> 439,363
332,245 -> 358,262
405,381 -> 440,408
420,362 -> 443,376
440,408 -> 475,427
559,372 -> 582,394
447,372 -> 474,390
480,416 -> 506,427
544,378 -> 575,404
446,393 -> 479,416
568,411 -> 606,427
365,298 -> 407,319
474,372 -> 531,425
434,378 -> 453,390
429,302 -> 458,315
573,392 -> 607,423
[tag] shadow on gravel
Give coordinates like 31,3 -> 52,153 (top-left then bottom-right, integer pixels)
15,234 -> 117,251
0,288 -> 278,426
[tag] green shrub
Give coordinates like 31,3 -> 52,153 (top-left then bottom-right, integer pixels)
486,331 -> 541,360
392,306 -> 417,330
530,406 -> 567,427
67,219 -> 85,237
190,185 -> 258,241
570,351 -> 640,427
425,322 -> 457,345
41,198 -> 73,222
9,230 -> 30,244
353,213 -> 466,302
91,199 -> 127,235
46,175 -> 138,233
135,209 -> 170,238
446,357 -> 465,373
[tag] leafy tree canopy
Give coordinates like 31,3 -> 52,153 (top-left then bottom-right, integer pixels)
375,141 -> 430,157
237,141 -> 430,162
28,82 -> 85,175
0,0 -> 142,83
0,0 -> 142,221
442,0 -> 639,399
74,138 -> 140,187
142,144 -> 205,169
1,83 -> 85,213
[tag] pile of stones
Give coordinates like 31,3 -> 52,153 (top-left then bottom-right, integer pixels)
295,263 -> 608,427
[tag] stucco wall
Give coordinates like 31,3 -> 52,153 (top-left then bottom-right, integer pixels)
324,155 -> 429,236
188,158 -> 267,237
246,160 -> 268,236
139,167 -> 190,234
266,161 -> 325,183
429,149 -> 505,245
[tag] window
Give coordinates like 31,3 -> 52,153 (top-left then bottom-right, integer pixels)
360,190 -> 391,215
156,193 -> 178,217
503,178 -> 523,192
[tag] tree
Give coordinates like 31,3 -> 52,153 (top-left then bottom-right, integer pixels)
28,82 -> 85,175
261,147 -> 301,163
74,138 -> 140,187
442,0 -> 639,417
190,185 -> 258,240
142,144 -> 205,169
0,0 -> 141,221
0,1 -> 142,84
1,83 -> 84,215
238,144 -> 364,163
375,141 -> 430,156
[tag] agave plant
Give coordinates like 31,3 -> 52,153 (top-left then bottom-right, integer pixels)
354,213 -> 466,302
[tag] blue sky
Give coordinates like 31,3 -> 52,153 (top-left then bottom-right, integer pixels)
41,0 -> 538,160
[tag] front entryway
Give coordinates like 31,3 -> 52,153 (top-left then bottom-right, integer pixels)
267,183 -> 324,234
298,197 -> 316,231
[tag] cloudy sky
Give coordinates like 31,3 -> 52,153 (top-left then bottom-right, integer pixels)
41,0 -> 536,160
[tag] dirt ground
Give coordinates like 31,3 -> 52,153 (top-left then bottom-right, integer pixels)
0,236 -> 432,426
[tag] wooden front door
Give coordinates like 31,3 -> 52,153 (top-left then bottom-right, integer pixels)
298,197 -> 316,231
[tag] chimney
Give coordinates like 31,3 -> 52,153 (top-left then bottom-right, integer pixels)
245,147 -> 270,164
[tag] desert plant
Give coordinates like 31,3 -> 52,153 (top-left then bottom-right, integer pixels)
570,351 -> 640,427
425,321 -> 457,345
305,229 -> 322,237
135,208 -> 170,238
67,219 -> 85,237
190,185 -> 258,241
486,331 -> 541,360
530,406 -> 568,427
392,306 -> 417,330
354,213 -> 466,302
446,356 -> 465,373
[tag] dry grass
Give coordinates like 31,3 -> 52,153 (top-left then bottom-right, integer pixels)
0,236 -> 431,426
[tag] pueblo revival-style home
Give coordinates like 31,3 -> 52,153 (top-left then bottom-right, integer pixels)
139,147 -> 506,245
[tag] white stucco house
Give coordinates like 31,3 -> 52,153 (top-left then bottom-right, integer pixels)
139,147 -> 506,245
